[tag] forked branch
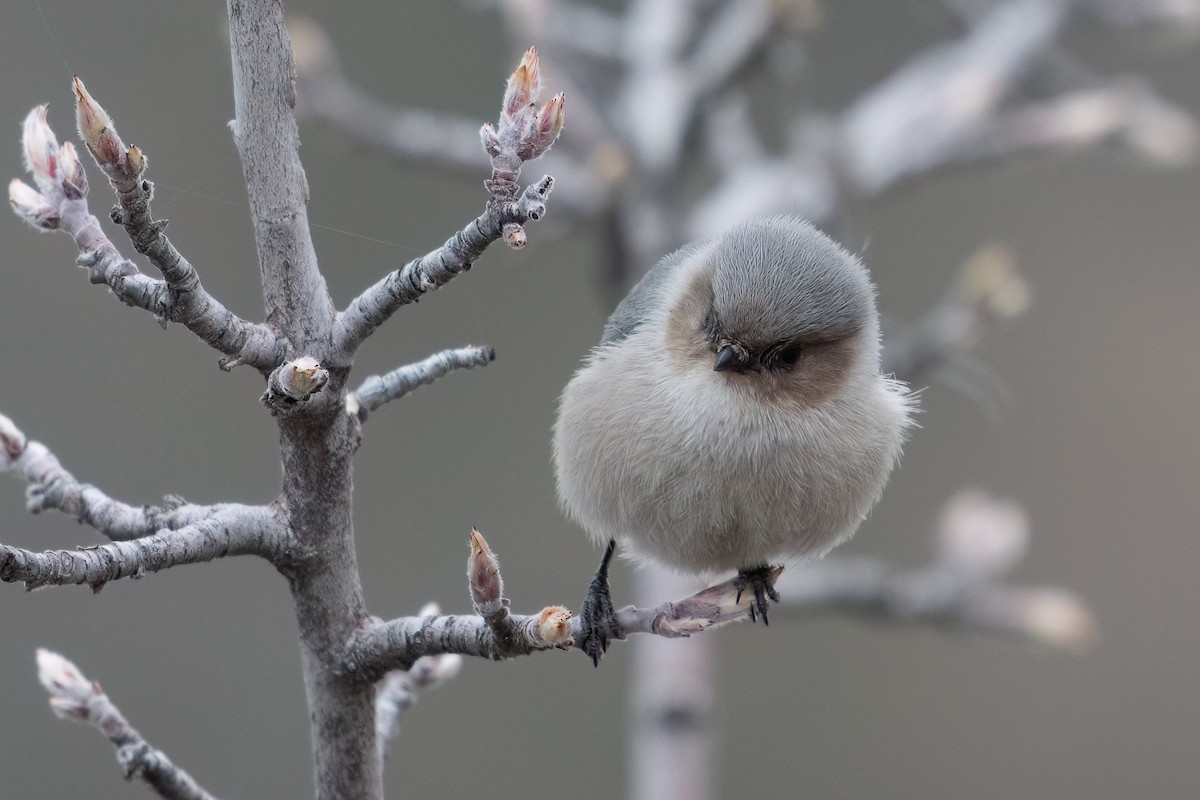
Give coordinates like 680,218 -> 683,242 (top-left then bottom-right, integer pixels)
332,47 -> 565,360
9,90 -> 286,373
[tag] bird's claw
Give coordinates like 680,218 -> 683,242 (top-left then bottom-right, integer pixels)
580,571 -> 621,667
735,566 -> 782,625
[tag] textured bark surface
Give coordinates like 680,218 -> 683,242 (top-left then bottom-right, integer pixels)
227,3 -> 375,797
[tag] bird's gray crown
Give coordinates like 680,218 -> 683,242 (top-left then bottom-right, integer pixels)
708,216 -> 873,351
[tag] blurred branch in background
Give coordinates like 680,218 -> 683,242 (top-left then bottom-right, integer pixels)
290,1 -> 1195,798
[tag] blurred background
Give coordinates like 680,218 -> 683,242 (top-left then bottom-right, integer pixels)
1,1 -> 1198,798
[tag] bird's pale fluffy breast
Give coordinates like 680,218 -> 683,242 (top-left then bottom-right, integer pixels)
554,249 -> 911,574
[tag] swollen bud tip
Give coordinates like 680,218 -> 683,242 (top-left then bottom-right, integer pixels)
9,178 -> 60,231
58,141 -> 87,199
72,76 -> 124,168
502,46 -> 541,120
468,528 -> 504,611
21,105 -> 60,195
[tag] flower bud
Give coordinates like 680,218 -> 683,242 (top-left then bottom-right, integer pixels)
21,105 -> 60,195
73,76 -> 124,168
468,528 -> 504,613
58,141 -> 88,200
502,46 -> 541,120
36,648 -> 97,722
527,92 -> 566,159
9,179 -> 60,231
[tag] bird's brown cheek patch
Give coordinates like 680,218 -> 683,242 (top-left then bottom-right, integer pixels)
666,265 -> 717,371
750,338 -> 857,412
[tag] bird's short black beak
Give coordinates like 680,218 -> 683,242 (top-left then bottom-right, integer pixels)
714,344 -> 750,373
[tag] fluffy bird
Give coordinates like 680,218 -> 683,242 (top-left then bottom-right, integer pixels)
553,216 -> 914,665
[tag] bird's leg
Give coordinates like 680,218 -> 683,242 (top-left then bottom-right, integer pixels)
580,539 -> 622,666
735,565 -> 782,625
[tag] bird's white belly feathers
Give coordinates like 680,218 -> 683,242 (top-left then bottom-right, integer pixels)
554,325 -> 906,574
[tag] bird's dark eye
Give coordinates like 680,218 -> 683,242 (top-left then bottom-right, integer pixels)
776,345 -> 802,368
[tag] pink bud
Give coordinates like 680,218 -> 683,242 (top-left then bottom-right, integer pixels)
58,141 -> 88,200
73,77 -> 124,168
9,178 -> 60,231
21,105 -> 60,195
502,46 -> 541,120
528,92 -> 566,159
36,648 -> 98,721
468,528 -> 504,612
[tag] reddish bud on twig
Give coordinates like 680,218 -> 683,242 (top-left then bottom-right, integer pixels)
58,141 -> 87,199
36,648 -> 99,722
502,46 -> 541,120
527,92 -> 566,159
467,528 -> 504,613
21,105 -> 60,195
73,77 -> 124,168
9,178 -> 60,231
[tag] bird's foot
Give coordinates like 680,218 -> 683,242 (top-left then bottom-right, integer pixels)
735,565 -> 782,625
580,540 -> 622,667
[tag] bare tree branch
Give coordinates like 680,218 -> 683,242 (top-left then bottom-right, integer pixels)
351,345 -> 495,416
332,177 -> 555,360
0,505 -> 287,591
778,558 -> 1096,648
374,603 -> 463,763
36,649 -> 221,800
291,17 -> 602,214
333,48 -> 564,361
0,411 -> 272,542
841,0 -> 1070,194
9,94 -> 286,374
777,488 -> 1097,650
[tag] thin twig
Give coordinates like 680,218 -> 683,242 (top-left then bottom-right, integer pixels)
352,345 -> 495,415
36,649 -> 221,800
0,411 -> 274,542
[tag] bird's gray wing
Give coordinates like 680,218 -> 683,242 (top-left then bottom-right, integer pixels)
600,242 -> 707,347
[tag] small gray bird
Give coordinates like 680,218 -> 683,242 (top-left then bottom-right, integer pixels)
554,216 -> 914,665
